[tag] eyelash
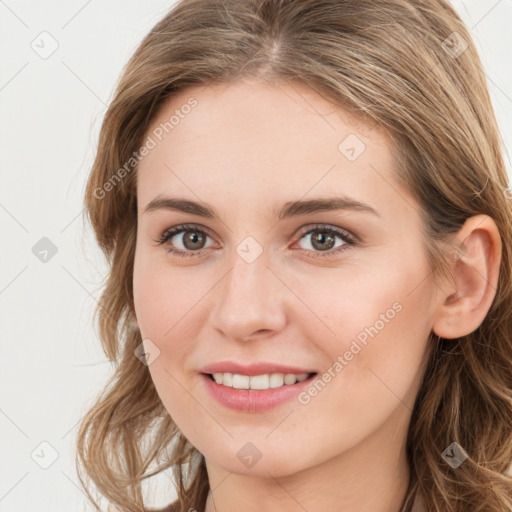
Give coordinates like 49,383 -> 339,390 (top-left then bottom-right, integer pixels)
155,223 -> 357,259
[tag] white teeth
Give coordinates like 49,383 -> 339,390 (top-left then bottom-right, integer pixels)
232,374 -> 250,389
269,373 -> 284,388
211,372 -> 311,390
222,373 -> 232,387
249,374 -> 269,389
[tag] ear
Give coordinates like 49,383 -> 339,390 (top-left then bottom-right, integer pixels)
432,214 -> 502,339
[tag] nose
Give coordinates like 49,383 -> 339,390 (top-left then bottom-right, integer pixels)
210,249 -> 288,342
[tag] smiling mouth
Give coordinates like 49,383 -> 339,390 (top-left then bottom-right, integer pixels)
204,371 -> 317,390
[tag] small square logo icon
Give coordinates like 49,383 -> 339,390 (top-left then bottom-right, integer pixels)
32,237 -> 58,263
236,236 -> 263,264
441,32 -> 468,59
442,441 -> 468,468
134,338 -> 161,366
31,441 -> 59,469
338,133 -> 366,162
237,442 -> 262,468
31,31 -> 59,59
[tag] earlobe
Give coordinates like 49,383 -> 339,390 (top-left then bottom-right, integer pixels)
432,214 -> 501,339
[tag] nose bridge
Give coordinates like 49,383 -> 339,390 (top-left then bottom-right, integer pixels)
211,245 -> 286,341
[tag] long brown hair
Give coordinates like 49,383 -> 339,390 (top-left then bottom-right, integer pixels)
77,1 -> 512,510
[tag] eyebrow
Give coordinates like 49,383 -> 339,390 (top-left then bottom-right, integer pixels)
143,195 -> 380,219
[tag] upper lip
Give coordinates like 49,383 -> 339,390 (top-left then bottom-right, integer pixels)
201,361 -> 317,376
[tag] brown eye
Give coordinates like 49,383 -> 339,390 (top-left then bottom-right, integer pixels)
309,231 -> 336,251
180,230 -> 207,250
157,225 -> 214,257
295,224 -> 356,258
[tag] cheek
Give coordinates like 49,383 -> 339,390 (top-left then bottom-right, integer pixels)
133,250 -> 208,430
133,248 -> 209,341
295,249 -> 433,405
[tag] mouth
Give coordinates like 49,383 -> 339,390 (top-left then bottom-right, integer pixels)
203,371 -> 318,390
201,371 -> 319,413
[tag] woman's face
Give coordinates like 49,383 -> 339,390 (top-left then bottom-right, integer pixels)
133,78 -> 441,478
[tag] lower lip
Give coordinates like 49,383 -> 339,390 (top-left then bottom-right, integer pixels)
201,373 -> 317,413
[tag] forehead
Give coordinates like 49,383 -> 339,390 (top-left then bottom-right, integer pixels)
136,79 -> 406,215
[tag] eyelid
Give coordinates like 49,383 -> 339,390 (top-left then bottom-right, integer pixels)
290,223 -> 357,257
156,222 -> 357,258
293,223 -> 355,243
155,223 -> 217,248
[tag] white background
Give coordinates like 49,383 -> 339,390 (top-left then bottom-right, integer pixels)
1,1 -> 511,511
